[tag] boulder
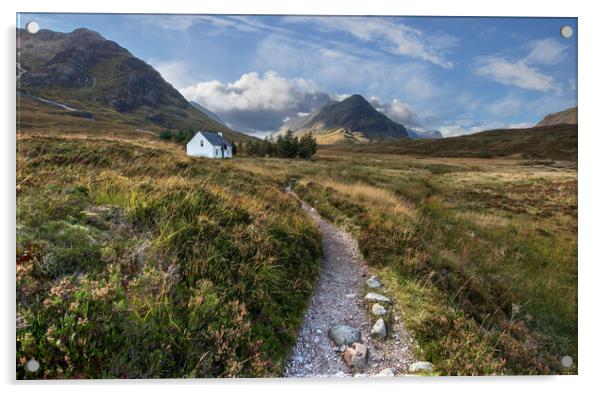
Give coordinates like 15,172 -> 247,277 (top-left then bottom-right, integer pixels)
366,275 -> 382,288
329,325 -> 361,346
371,303 -> 387,316
365,292 -> 392,304
370,318 -> 387,338
409,361 -> 434,373
375,368 -> 395,377
342,342 -> 368,368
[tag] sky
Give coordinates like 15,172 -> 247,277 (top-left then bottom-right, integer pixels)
19,13 -> 577,137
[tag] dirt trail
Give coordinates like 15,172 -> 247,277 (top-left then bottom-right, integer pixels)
283,191 -> 415,377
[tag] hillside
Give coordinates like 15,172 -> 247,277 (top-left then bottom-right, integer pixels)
275,94 -> 409,144
332,124 -> 577,160
536,107 -> 577,127
17,28 -> 253,142
189,101 -> 227,126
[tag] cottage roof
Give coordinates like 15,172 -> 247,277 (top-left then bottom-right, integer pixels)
199,131 -> 232,147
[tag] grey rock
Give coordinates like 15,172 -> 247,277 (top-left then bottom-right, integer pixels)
343,342 -> 368,367
375,368 -> 395,377
371,303 -> 388,316
366,275 -> 382,288
329,325 -> 361,346
365,292 -> 392,304
370,318 -> 387,338
409,361 -> 434,373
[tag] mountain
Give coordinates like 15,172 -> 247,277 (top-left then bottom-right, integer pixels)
16,28 -> 253,142
536,107 -> 577,127
189,101 -> 227,126
407,129 -> 443,139
275,94 -> 409,144
331,124 -> 577,161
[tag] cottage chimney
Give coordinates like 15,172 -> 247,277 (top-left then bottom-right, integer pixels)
218,132 -> 223,137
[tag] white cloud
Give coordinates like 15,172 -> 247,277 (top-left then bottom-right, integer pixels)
179,71 -> 332,133
439,119 -> 534,137
369,97 -> 421,127
285,17 -> 456,68
254,35 -> 440,103
474,56 -> 560,93
486,94 -> 524,117
148,60 -> 190,89
524,38 -> 568,66
473,38 -> 568,94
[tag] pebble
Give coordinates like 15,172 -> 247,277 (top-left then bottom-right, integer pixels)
371,303 -> 388,316
365,292 -> 393,304
409,361 -> 434,373
375,368 -> 395,377
371,318 -> 387,338
366,275 -> 382,288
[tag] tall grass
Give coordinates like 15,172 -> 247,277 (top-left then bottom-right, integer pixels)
16,135 -> 321,378
235,151 -> 577,375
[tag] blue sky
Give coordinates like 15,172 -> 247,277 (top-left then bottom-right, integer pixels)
19,14 -> 577,137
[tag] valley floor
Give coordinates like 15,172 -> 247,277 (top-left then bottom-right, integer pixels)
16,130 -> 578,377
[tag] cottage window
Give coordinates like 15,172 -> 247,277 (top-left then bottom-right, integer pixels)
200,140 -> 204,147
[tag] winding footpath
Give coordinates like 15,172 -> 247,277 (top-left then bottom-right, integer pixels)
284,190 -> 421,377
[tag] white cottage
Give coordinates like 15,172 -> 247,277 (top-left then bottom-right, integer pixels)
186,131 -> 233,159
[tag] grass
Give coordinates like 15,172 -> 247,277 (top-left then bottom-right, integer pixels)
16,131 -> 321,378
230,150 -> 577,375
16,125 -> 577,377
330,124 -> 577,161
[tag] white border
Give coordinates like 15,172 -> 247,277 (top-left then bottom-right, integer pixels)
2,1 -> 600,392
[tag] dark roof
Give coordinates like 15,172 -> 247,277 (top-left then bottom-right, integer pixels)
199,131 -> 232,147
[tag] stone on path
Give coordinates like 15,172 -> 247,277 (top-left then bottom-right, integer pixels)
409,361 -> 434,373
375,368 -> 395,377
328,325 -> 361,346
371,303 -> 387,316
370,318 -> 387,338
365,292 -> 392,304
342,342 -> 368,367
365,275 -> 382,288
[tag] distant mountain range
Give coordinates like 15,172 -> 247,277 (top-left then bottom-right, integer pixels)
16,27 -> 253,142
536,107 -> 577,127
407,129 -> 443,139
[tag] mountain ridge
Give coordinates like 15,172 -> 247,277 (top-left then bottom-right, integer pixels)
275,94 -> 409,144
536,107 -> 577,127
17,27 -> 253,142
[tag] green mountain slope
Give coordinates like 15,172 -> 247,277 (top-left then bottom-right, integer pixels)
332,124 -> 577,160
17,28 -> 253,142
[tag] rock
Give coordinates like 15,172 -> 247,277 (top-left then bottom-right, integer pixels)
375,368 -> 395,377
342,343 -> 368,368
366,275 -> 382,288
370,318 -> 387,338
371,303 -> 388,316
365,292 -> 392,304
334,344 -> 347,353
409,361 -> 434,373
329,325 -> 361,346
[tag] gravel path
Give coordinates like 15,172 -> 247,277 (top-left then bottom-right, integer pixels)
283,191 -> 415,377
